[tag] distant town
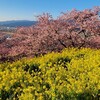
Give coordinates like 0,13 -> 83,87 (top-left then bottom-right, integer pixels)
0,26 -> 17,32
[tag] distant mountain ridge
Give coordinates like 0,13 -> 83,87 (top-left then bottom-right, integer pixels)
0,20 -> 37,27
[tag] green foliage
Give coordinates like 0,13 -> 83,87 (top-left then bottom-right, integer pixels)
0,48 -> 100,100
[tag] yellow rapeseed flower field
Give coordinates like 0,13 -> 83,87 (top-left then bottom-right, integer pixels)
0,48 -> 100,100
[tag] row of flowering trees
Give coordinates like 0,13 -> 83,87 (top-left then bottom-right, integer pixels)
0,7 -> 100,61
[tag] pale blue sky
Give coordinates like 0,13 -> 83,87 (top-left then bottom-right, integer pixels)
0,0 -> 100,21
